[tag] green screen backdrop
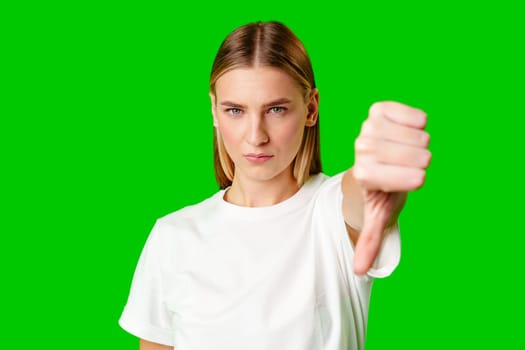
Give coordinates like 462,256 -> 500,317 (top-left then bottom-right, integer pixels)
1,1 -> 523,349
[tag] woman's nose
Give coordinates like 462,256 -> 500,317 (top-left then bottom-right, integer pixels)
246,117 -> 269,146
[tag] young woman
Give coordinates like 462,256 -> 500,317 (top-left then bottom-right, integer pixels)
120,21 -> 431,350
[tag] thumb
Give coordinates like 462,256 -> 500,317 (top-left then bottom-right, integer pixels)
353,190 -> 394,275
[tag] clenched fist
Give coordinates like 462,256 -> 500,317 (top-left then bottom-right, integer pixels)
347,101 -> 431,275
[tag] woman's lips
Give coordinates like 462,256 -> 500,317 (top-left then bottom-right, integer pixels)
244,153 -> 274,163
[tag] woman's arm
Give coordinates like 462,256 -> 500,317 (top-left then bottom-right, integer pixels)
140,339 -> 173,350
342,101 -> 431,275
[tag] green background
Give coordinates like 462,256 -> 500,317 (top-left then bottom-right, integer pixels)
1,0 -> 523,348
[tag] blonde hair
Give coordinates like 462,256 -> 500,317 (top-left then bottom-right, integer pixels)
210,21 -> 321,189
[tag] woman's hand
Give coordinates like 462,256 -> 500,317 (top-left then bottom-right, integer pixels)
345,101 -> 431,275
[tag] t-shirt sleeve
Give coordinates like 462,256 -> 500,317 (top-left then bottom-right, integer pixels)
119,220 -> 174,346
317,172 -> 401,279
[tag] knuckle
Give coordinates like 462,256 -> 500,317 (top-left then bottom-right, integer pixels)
360,119 -> 380,137
368,102 -> 384,117
412,170 -> 426,189
352,163 -> 368,183
415,109 -> 428,128
421,131 -> 430,147
360,119 -> 372,134
354,137 -> 370,152
419,109 -> 428,120
416,149 -> 432,168
424,150 -> 432,168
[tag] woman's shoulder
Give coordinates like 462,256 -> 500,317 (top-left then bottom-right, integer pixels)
135,191 -> 226,266
154,190 -> 224,232
309,171 -> 346,206
310,171 -> 344,193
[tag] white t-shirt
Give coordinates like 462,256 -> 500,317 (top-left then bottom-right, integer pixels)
119,172 -> 400,350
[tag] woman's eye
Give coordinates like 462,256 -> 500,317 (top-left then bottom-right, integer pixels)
226,108 -> 242,116
269,106 -> 286,114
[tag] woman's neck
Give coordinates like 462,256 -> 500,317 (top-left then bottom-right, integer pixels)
225,169 -> 300,207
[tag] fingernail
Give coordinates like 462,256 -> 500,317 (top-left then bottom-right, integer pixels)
354,262 -> 366,276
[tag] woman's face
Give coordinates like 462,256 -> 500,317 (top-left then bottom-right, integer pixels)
211,66 -> 318,185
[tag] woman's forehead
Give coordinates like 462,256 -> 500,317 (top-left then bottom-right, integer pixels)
214,67 -> 303,103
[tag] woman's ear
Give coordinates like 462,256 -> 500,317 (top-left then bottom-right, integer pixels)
305,88 -> 319,127
209,92 -> 219,127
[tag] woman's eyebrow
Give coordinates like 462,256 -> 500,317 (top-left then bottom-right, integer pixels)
220,101 -> 246,108
262,98 -> 292,107
220,98 -> 292,109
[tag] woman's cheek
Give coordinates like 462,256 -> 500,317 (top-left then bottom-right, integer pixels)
218,121 -> 240,150
281,119 -> 305,149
